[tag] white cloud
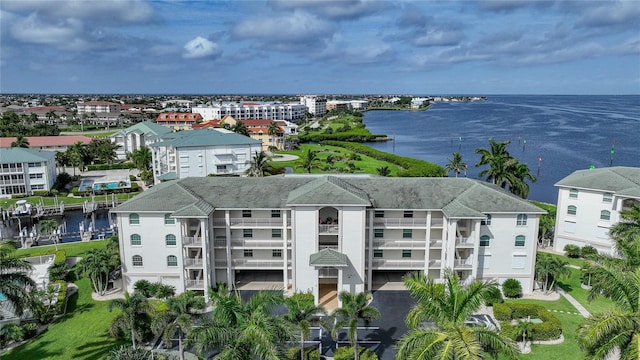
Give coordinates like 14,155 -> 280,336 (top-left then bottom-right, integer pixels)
1,0 -> 155,23
233,11 -> 334,43
11,13 -> 89,49
183,36 -> 222,59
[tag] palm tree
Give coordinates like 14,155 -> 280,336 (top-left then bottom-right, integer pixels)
0,240 -> 35,316
535,253 -> 570,294
152,291 -> 205,360
445,152 -> 467,178
245,150 -> 271,177
505,161 -> 537,198
10,135 -> 29,148
376,166 -> 391,177
188,285 -> 293,359
578,266 -> 640,360
39,219 -> 59,250
331,292 -> 381,360
268,121 -> 280,150
396,270 -> 519,360
284,293 -> 329,360
609,203 -> 640,267
80,248 -> 117,296
515,320 -> 533,349
232,120 -> 249,136
475,139 -> 516,187
299,148 -> 318,174
108,292 -> 152,349
130,146 -> 152,172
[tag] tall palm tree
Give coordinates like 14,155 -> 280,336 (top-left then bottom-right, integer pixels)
188,285 -> 293,359
10,135 -> 29,148
299,149 -> 318,174
152,291 -> 205,360
445,152 -> 467,178
108,291 -> 153,349
130,146 -> 152,172
232,120 -> 249,136
81,248 -> 117,296
284,293 -> 329,360
268,121 -> 280,150
332,292 -> 381,360
475,139 -> 516,187
39,219 -> 59,250
0,240 -> 35,316
609,203 -> 640,267
578,266 -> 640,360
245,150 -> 271,177
396,270 -> 519,360
505,161 -> 537,198
535,253 -> 570,294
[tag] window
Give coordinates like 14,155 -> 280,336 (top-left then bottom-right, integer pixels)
132,255 -> 143,267
404,211 -> 413,218
373,250 -> 383,258
480,255 -> 491,269
271,210 -> 281,218
164,213 -> 175,225
402,249 -> 412,258
481,214 -> 492,226
600,210 -> 611,221
374,210 -> 384,218
29,173 -> 43,179
272,249 -> 282,257
516,214 -> 528,226
403,229 -> 412,238
131,234 -> 141,246
480,235 -> 490,247
374,229 -> 384,238
512,255 -> 526,269
243,229 -> 253,238
569,188 -> 578,198
603,192 -> 613,203
243,249 -> 253,257
567,205 -> 577,216
597,226 -> 609,239
564,221 -> 576,234
272,229 -> 282,238
27,162 -> 41,168
515,235 -> 526,247
242,210 -> 252,218
129,213 -> 140,225
167,255 -> 178,267
165,234 -> 176,246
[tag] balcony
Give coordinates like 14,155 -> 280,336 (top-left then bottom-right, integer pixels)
319,224 -> 339,234
185,279 -> 205,289
371,218 -> 426,228
213,218 -> 291,227
454,258 -> 473,269
183,236 -> 201,246
373,240 -> 425,248
455,237 -> 474,247
428,259 -> 442,268
232,259 -> 291,269
430,240 -> 443,248
230,239 -> 285,248
0,179 -> 26,185
318,268 -> 338,278
214,237 -> 227,248
184,258 -> 203,268
372,259 -> 424,269
431,218 -> 444,227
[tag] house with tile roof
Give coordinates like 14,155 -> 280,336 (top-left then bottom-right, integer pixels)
193,115 -> 286,150
553,166 -> 640,255
0,135 -> 92,152
156,112 -> 203,130
110,121 -> 172,160
0,148 -> 57,197
111,175 -> 544,304
149,128 -> 262,183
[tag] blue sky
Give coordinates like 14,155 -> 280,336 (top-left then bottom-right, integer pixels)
1,0 -> 639,95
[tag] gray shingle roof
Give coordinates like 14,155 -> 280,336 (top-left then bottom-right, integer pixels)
309,248 -> 348,267
112,175 -> 545,217
149,128 -> 261,148
555,167 -> 640,199
113,121 -> 171,137
0,148 -> 56,163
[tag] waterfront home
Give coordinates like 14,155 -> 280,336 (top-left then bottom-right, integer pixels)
110,121 -> 172,160
0,148 -> 57,197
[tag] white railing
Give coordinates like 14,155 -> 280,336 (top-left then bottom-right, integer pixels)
229,218 -> 291,227
454,258 -> 473,268
430,240 -> 443,248
214,260 -> 227,267
231,240 -> 284,248
319,224 -> 339,234
456,237 -> 474,246
185,280 -> 204,289
182,236 -> 201,246
184,258 -> 203,267
431,218 -> 444,227
372,259 -> 424,269
214,238 -> 227,248
429,259 -> 442,268
232,259 -> 291,268
373,240 -> 425,248
371,218 -> 427,227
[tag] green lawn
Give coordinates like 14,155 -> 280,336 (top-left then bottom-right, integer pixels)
15,239 -> 109,258
558,267 -> 616,314
3,278 -> 123,360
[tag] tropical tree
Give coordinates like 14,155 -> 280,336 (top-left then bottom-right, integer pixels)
188,284 -> 293,359
396,270 -> 519,360
108,291 -> 153,349
376,166 -> 391,177
130,146 -> 152,172
88,138 -> 120,164
39,219 -> 59,250
152,291 -> 205,360
106,345 -> 154,360
299,148 -> 318,174
67,141 -> 85,175
578,266 -> 640,360
505,161 -> 537,198
535,253 -> 570,293
515,320 -> 533,348
245,150 -> 271,177
10,135 -> 29,148
609,203 -> 640,267
268,121 -> 280,150
232,120 -> 249,136
0,240 -> 35,316
331,292 -> 381,360
46,110 -> 58,122
284,293 -> 329,360
475,139 -> 536,199
445,152 -> 467,178
80,248 -> 118,296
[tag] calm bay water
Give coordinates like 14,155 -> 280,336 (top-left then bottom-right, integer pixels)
363,95 -> 640,204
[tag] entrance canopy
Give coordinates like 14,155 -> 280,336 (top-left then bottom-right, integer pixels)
310,248 -> 348,267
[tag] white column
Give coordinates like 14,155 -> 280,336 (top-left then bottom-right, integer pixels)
283,210 -> 289,292
471,220 -> 481,280
201,218 -> 210,302
425,211 -> 432,274
225,210 -> 233,286
367,210 -> 373,292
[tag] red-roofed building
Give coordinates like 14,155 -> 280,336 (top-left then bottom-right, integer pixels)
0,135 -> 93,152
156,112 -> 203,130
192,115 -> 285,150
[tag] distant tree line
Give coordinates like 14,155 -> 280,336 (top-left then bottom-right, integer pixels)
0,111 -> 60,137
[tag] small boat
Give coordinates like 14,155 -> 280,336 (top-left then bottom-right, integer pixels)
13,200 -> 33,216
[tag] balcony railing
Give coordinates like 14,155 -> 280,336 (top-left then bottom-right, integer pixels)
212,218 -> 291,227
430,240 -> 443,248
372,259 -> 424,269
232,259 -> 291,268
431,218 -> 444,227
182,236 -> 201,246
231,240 -> 285,248
373,240 -> 425,248
185,280 -> 205,289
184,258 -> 203,267
429,259 -> 442,268
319,224 -> 339,234
371,218 -> 427,227
454,258 -> 473,268
455,237 -> 474,247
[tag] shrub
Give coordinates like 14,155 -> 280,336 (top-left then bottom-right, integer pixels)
32,190 -> 51,197
55,280 -> 68,314
493,303 -> 512,321
494,303 -> 562,341
502,278 -> 522,298
564,244 -> 581,258
152,283 -> 176,299
285,346 -> 321,360
87,163 -> 136,171
134,279 -> 153,297
71,186 -> 82,196
581,245 -> 598,259
21,322 -> 38,340
54,250 -> 67,265
483,288 -> 504,306
288,292 -> 315,308
48,262 -> 69,282
334,346 -> 378,360
129,175 -> 137,181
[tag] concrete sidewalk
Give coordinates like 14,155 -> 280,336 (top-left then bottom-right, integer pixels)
558,288 -> 591,317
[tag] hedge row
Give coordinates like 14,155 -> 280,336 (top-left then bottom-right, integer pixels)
494,303 -> 562,341
334,346 -> 378,360
321,141 -> 446,177
86,162 -> 136,171
298,130 -> 386,143
54,280 -> 68,314
284,347 -> 321,360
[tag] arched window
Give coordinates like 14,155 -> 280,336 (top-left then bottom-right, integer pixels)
164,213 -> 175,225
515,235 -> 526,247
165,234 -> 176,246
517,214 -> 528,226
567,205 -> 577,216
129,213 -> 140,225
480,235 -> 491,247
167,255 -> 178,267
131,234 -> 141,246
132,255 -> 143,267
600,210 -> 611,221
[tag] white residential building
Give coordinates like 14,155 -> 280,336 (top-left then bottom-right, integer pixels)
0,148 -> 57,197
110,121 -> 172,160
192,102 -> 306,122
149,128 -> 262,183
76,101 -> 121,114
300,96 -> 327,117
553,167 -> 640,256
111,175 -> 544,304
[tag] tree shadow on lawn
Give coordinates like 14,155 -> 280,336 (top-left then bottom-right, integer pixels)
74,338 -> 125,359
2,339 -> 64,360
62,290 -> 95,316
556,280 -> 574,293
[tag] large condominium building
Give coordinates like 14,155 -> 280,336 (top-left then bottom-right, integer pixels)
110,121 -> 172,160
300,96 -> 327,117
76,101 -> 121,115
149,128 -> 262,183
0,148 -> 57,197
111,175 -> 544,304
192,102 -> 306,122
156,112 -> 203,130
553,167 -> 640,256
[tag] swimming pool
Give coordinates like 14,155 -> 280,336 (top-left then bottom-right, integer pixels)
93,182 -> 122,190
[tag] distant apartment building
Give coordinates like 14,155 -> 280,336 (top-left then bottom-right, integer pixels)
326,100 -> 350,112
193,116 -> 285,151
160,99 -> 194,109
110,121 -> 172,160
0,136 -> 92,152
156,112 -> 203,130
0,148 -> 57,197
349,100 -> 368,110
76,101 -> 121,115
192,102 -> 306,122
300,96 -> 327,117
553,167 -> 640,256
